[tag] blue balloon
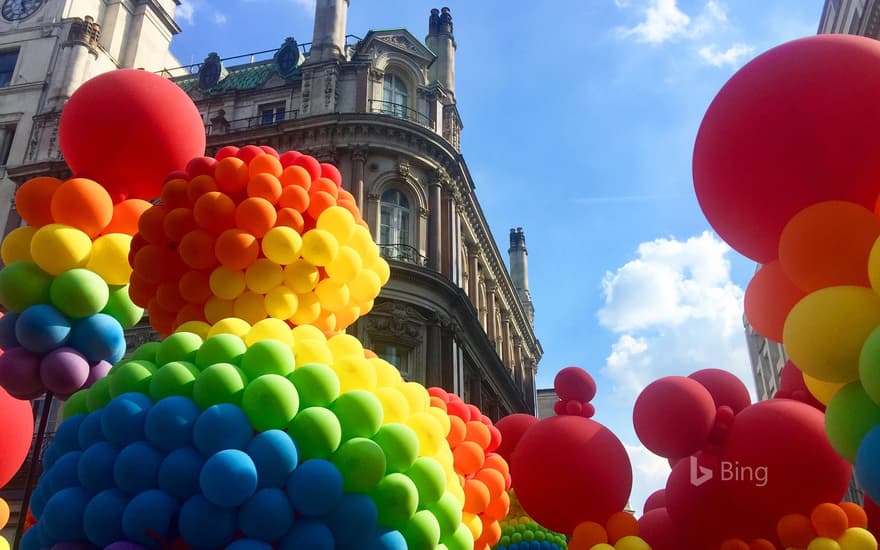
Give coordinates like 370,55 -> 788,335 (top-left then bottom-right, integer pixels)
247,429 -> 298,488
77,409 -> 106,449
286,459 -> 343,517
323,493 -> 377,548
179,494 -> 237,549
857,423 -> 880,502
83,488 -> 130,548
279,519 -> 334,550
238,488 -> 293,542
365,529 -> 407,550
68,313 -> 125,363
78,441 -> 119,492
226,540 -> 274,550
101,393 -> 153,446
114,441 -> 163,495
0,310 -> 18,348
158,447 -> 204,501
29,483 -> 47,519
42,442 -> 62,472
41,486 -> 90,541
193,403 -> 253,456
122,489 -> 179,548
16,304 -> 70,353
19,523 -> 42,550
52,413 -> 86,456
45,450 -> 82,497
200,449 -> 258,508
144,396 -> 200,451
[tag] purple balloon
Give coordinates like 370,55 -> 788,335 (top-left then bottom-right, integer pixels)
40,347 -> 90,395
83,360 -> 112,389
50,542 -> 99,550
104,543 -> 148,550
0,346 -> 43,398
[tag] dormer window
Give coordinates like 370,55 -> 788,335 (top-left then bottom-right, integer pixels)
382,73 -> 409,118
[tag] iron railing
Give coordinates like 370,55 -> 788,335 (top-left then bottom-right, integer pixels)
368,100 -> 435,130
378,244 -> 427,266
206,109 -> 300,135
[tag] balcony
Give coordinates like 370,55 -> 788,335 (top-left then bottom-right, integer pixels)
206,109 -> 300,136
378,243 -> 427,266
369,100 -> 435,130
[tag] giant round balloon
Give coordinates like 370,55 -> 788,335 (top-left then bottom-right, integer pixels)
0,385 -> 33,486
693,34 -> 880,263
58,69 -> 206,201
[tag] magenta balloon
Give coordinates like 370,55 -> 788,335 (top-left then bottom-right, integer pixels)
553,366 -> 597,402
688,368 -> 751,414
633,376 -> 715,459
0,347 -> 44,398
40,347 -> 90,395
643,489 -> 666,514
84,359 -> 112,389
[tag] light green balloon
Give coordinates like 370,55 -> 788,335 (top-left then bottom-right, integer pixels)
288,363 -> 340,408
331,389 -> 383,440
156,332 -> 203,366
102,285 -> 144,329
86,377 -> 112,412
149,361 -> 200,400
50,268 -> 109,319
240,339 -> 294,379
441,524 -> 474,550
193,362 -> 248,408
405,457 -> 446,507
859,325 -> 880,405
332,437 -> 386,493
288,407 -> 341,460
372,423 -> 418,474
129,341 -> 160,362
400,509 -> 441,550
242,374 -> 300,431
825,380 -> 880,463
428,492 -> 462,537
370,473 -> 418,529
196,334 -> 247,369
0,261 -> 53,312
108,360 -> 156,398
62,390 -> 90,419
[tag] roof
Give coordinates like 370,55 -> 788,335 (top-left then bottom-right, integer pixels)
174,59 -> 295,94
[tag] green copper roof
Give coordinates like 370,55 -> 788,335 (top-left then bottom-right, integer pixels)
174,59 -> 297,94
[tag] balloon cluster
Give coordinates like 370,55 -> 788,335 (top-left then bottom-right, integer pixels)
128,145 -> 387,337
494,516 -> 567,550
632,369 -> 852,549
0,176 -> 145,400
567,513 -> 651,550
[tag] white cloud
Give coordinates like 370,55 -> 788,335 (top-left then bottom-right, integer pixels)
625,443 -> 672,514
291,0 -> 316,9
615,0 -> 729,44
698,43 -> 756,67
176,2 -> 196,25
214,12 -> 227,25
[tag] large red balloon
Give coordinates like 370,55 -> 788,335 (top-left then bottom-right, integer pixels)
633,376 -> 716,459
688,369 -> 751,414
693,34 -> 880,263
494,413 -> 539,463
865,494 -> 880,538
775,360 -> 825,412
510,415 -> 632,534
0,386 -> 33,486
59,69 -> 206,201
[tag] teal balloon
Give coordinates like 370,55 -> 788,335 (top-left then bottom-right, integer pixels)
193,363 -> 248,408
288,363 -> 339,408
428,493 -> 462,537
156,332 -> 203,366
405,457 -> 446,507
369,473 -> 418,529
0,261 -> 53,312
860,325 -> 880,405
149,361 -> 200,400
825,380 -> 880,463
50,268 -> 109,319
399,509 -> 441,550
130,341 -> 161,362
102,285 -> 143,329
196,334 -> 247,368
332,437 -> 386,493
372,423 -> 419,474
241,374 -> 300,431
240,339 -> 294,379
107,360 -> 156,398
331,389 -> 383,440
288,407 -> 341,460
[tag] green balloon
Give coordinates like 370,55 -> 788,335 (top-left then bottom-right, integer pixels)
860,325 -> 880,405
149,361 -> 200,400
288,407 -> 342,460
442,524 -> 474,550
825,380 -> 880,462
62,390 -> 89,419
196,334 -> 247,369
193,362 -> 248,408
523,530 -> 535,541
330,389 -> 383,440
86,377 -> 112,412
288,363 -> 340,408
372,423 -> 419,474
428,492 -> 462,537
400,509 -> 441,550
49,268 -> 109,319
0,261 -> 53,312
102,285 -> 144,329
406,457 -> 446,507
370,473 -> 418,529
108,360 -> 156,398
242,374 -> 300,431
332,437 -> 386,493
240,339 -> 294,379
156,332 -> 204,366
130,341 -> 161,362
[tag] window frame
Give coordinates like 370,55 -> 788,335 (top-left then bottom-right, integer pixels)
0,49 -> 19,88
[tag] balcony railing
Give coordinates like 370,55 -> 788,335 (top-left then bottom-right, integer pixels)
378,244 -> 427,266
206,109 -> 300,135
369,100 -> 435,130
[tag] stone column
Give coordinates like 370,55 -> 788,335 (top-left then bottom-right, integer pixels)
501,311 -> 511,367
428,178 -> 442,271
513,337 -> 523,377
467,246 -> 479,308
350,147 -> 366,211
486,280 -> 496,342
367,192 -> 381,242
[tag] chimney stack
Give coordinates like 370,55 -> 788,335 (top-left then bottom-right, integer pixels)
426,6 -> 456,96
508,227 -> 534,325
308,0 -> 349,63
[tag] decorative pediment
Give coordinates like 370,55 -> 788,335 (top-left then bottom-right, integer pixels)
357,29 -> 436,64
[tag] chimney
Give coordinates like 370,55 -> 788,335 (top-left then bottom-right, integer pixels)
308,0 -> 349,63
427,6 -> 456,96
508,227 -> 534,325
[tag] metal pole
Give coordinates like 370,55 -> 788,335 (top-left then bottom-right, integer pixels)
12,393 -> 53,550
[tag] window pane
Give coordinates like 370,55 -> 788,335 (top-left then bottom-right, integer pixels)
0,51 -> 17,87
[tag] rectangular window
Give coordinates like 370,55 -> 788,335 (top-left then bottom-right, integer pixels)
0,50 -> 18,87
0,124 -> 15,165
373,342 -> 410,379
258,102 -> 285,126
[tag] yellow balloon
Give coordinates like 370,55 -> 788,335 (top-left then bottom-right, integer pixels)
359,299 -> 375,316
204,296 -> 235,324
207,317 -> 251,338
300,228 -> 339,266
317,206 -> 356,244
87,233 -> 132,285
261,226 -> 302,265
807,538 -> 843,550
591,545 -> 616,550
327,334 -> 364,360
0,534 -> 9,550
246,318 -> 294,347
614,536 -> 652,550
783,286 -> 880,383
291,292 -> 321,325
283,259 -> 319,293
209,266 -> 246,300
265,285 -> 298,320
408,411 -> 445,456
0,496 -> 8,529
398,381 -> 431,415
234,291 -> 267,325
245,259 -> 283,294
292,324 -> 326,343
1,226 -> 36,264
425,405 -> 451,437
325,246 -> 362,283
293,338 -> 333,366
370,255 -> 391,286
839,527 -> 879,550
349,225 -> 376,259
373,386 -> 411,423
333,303 -> 361,332
803,372 -> 845,405
465,512 -> 483,541
30,223 -> 92,275
332,356 -> 377,392
370,357 -> 403,387
349,268 -> 381,303
315,278 -> 350,313
176,321 -> 210,339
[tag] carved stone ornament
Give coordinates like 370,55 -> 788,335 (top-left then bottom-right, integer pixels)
364,301 -> 427,343
377,35 -> 417,53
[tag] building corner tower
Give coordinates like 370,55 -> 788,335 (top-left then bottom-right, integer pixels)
509,228 -> 535,326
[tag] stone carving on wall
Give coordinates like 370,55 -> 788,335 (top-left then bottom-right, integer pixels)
365,300 -> 427,344
377,35 -> 417,53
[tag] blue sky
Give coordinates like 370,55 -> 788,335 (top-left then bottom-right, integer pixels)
167,0 -> 825,514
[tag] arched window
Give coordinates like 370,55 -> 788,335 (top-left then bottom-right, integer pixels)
383,73 -> 409,118
380,189 -> 411,246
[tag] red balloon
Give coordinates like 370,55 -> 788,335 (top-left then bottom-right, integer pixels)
633,376 -> 715,459
638,508 -> 691,550
775,360 -> 825,412
554,366 -> 597,403
59,69 -> 206,201
865,494 -> 880,538
688,369 -> 751,414
643,489 -> 666,514
185,156 -> 217,179
320,162 -> 343,187
693,34 -> 880,263
510,415 -> 632,534
0,385 -> 33,486
743,261 -> 805,343
293,155 -> 321,181
494,413 -> 539,463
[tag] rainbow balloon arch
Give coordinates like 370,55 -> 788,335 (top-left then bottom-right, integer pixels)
1,31 -> 880,550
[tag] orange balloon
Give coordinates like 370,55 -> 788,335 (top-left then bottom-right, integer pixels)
463,478 -> 490,514
839,501 -> 869,529
719,540 -> 750,550
465,420 -> 492,449
215,229 -> 259,270
279,185 -> 310,212
277,208 -> 305,234
779,200 -> 880,292
163,207 -> 197,242
134,244 -> 176,284
430,396 -> 447,412
474,468 -> 505,498
483,453 -> 509,481
478,519 -> 501,546
247,173 -> 283,204
311,177 -> 339,199
0,496 -> 9,530
235,197 -> 277,238
194,191 -> 236,234
215,157 -> 249,194
179,270 -> 212,304
103,199 -> 152,235
249,153 -> 283,178
156,281 -> 187,311
175,302 -> 207,327
50,178 -> 114,237
307,190 -> 336,221
280,165 -> 311,190
128,272 -> 157,307
571,521 -> 607,549
204,296 -> 235,324
606,510 -> 639,543
744,260 -> 806,342
337,198 -> 361,220
16,176 -> 63,227
811,502 -> 849,539
454,441 -> 486,475
186,174 -> 218,203
447,415 -> 467,448
160,178 -> 190,209
777,513 -> 816,548
178,229 -> 218,270
483,490 -> 509,521
147,298 -> 176,336
137,204 -> 169,245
